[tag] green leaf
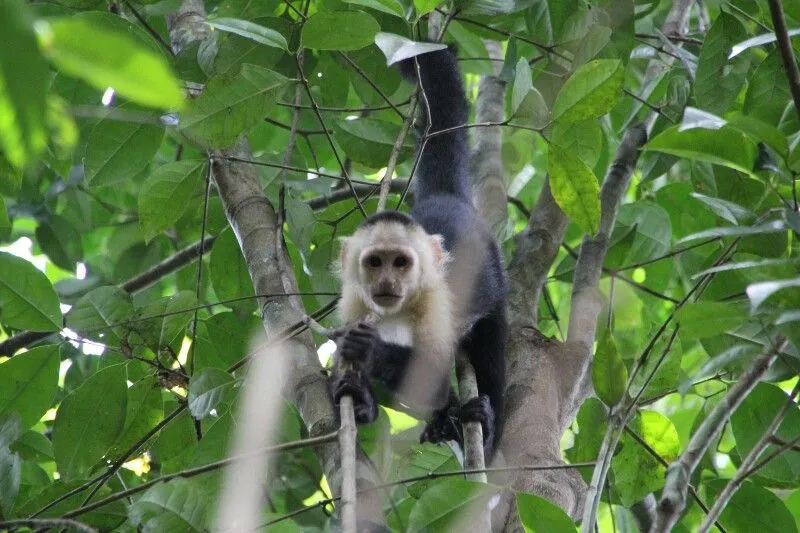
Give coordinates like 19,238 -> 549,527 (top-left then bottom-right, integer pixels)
207,17 -> 288,50
40,17 -> 183,110
747,277 -> 800,311
0,346 -> 59,429
407,479 -> 499,532
109,376 -> 163,459
53,363 -> 127,480
84,114 -> 165,187
644,125 -> 758,176
566,398 -> 607,467
0,0 -> 49,168
374,33 -> 448,65
745,50 -> 793,125
35,215 -> 84,271
516,491 -> 576,532
613,410 -> 679,506
333,117 -> 414,168
694,12 -> 749,115
708,479 -> 798,532
68,286 -> 135,347
592,332 -> 627,407
677,302 -> 748,341
0,252 -> 63,332
302,11 -> 380,51
511,57 -> 548,126
135,291 -> 198,352
0,444 -> 21,514
552,59 -> 624,124
0,196 -> 10,242
188,368 -> 235,419
193,312 -> 259,371
128,479 -> 209,532
209,229 -> 256,315
180,64 -> 287,148
680,344 -> 758,395
551,119 -> 602,168
546,143 -> 601,235
679,107 -> 727,131
11,429 -> 55,462
15,480 -> 126,529
285,193 -> 316,258
414,0 -> 445,16
730,383 -> 800,487
691,192 -> 754,225
138,160 -> 206,242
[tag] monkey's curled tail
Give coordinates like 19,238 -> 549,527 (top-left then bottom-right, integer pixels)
398,48 -> 472,202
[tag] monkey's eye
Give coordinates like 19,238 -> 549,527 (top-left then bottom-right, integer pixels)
365,255 -> 382,268
393,255 -> 410,268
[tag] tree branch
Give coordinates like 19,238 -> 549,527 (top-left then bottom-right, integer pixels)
766,0 -> 800,123
651,336 -> 787,533
696,380 -> 800,533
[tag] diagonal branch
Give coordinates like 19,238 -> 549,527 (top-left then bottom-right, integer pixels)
650,336 -> 787,533
766,0 -> 800,123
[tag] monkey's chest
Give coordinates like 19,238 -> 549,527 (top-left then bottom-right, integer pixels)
376,317 -> 415,347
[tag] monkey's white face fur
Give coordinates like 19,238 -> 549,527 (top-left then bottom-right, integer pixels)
338,221 -> 449,317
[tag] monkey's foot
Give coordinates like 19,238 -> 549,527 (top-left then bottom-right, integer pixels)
419,402 -> 461,445
460,394 -> 495,451
332,373 -> 378,424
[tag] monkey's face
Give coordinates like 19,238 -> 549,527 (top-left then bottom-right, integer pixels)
357,245 -> 420,313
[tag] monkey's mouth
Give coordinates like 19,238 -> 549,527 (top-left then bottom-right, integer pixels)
372,293 -> 402,307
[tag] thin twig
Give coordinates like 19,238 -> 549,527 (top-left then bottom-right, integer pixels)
0,519 -> 97,533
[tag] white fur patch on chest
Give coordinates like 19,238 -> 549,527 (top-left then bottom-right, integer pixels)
376,316 -> 414,347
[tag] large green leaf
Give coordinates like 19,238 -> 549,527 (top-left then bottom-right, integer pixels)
374,33 -> 448,65
188,367 -> 235,419
35,215 -> 84,271
179,64 -> 287,148
745,50 -> 793,125
67,285 -> 135,347
0,0 -> 49,168
613,410 -> 679,505
128,479 -> 209,532
209,229 -> 255,315
708,479 -> 798,533
0,442 -> 21,514
134,291 -> 198,352
552,59 -> 624,124
333,117 -> 414,168
644,125 -> 758,176
694,12 -> 749,115
302,11 -> 380,51
138,160 -> 206,242
407,479 -> 500,532
546,143 -> 601,235
109,376 -> 163,459
677,302 -> 749,341
0,346 -> 59,429
730,383 -> 800,487
592,332 -> 627,407
0,252 -> 62,332
40,17 -> 183,110
52,363 -> 128,480
511,57 -> 548,126
516,491 -> 576,532
84,114 -> 165,187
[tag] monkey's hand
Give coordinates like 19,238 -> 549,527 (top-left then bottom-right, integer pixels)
330,323 -> 380,424
420,397 -> 461,445
461,394 -> 496,459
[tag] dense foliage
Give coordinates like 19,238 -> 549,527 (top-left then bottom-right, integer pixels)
0,0 -> 799,531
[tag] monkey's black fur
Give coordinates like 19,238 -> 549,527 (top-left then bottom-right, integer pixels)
332,47 -> 508,459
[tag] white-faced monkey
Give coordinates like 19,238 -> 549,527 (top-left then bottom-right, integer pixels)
330,47 -> 508,460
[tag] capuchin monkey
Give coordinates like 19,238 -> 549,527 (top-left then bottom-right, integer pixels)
330,47 -> 508,459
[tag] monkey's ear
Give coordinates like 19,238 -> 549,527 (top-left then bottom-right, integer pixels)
429,235 -> 446,266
